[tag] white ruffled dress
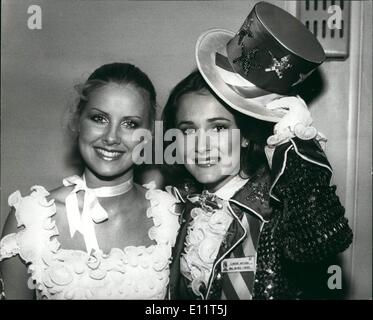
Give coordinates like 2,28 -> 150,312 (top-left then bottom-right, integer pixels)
0,182 -> 180,300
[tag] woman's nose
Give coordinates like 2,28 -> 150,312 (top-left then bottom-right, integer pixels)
195,129 -> 211,153
103,124 -> 121,145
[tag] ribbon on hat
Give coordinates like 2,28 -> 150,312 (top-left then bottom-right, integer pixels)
63,174 -> 133,253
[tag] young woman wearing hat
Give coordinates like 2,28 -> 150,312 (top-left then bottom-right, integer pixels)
0,62 -> 180,299
163,2 -> 353,299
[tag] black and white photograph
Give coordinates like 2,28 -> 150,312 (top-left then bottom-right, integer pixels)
0,0 -> 371,304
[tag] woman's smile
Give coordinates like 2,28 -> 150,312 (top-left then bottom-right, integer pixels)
195,155 -> 220,167
94,147 -> 125,161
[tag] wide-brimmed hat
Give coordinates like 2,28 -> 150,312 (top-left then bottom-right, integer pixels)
195,1 -> 325,122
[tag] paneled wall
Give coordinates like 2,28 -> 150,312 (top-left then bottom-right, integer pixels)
285,0 -> 372,299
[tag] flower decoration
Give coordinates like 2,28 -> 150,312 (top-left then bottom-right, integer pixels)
264,52 -> 292,79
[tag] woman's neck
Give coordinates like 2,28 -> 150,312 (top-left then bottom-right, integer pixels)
205,173 -> 238,193
83,168 -> 134,189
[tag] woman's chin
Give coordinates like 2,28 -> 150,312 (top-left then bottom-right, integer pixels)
85,164 -> 133,181
190,168 -> 240,191
191,171 -> 224,187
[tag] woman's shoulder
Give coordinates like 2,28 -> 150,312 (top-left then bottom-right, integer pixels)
5,181 -> 73,209
48,185 -> 74,205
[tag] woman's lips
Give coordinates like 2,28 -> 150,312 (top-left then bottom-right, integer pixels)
94,147 -> 124,161
195,156 -> 220,167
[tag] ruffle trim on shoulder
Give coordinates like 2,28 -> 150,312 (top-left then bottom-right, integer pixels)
0,233 -> 19,260
1,186 -> 60,298
8,186 -> 56,229
143,182 -> 180,247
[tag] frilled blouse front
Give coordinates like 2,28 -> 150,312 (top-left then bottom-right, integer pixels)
180,205 -> 233,296
0,182 -> 180,300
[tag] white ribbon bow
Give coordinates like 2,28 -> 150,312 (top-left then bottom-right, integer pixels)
63,174 -> 133,253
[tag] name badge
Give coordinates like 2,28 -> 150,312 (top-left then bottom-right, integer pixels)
221,256 -> 256,273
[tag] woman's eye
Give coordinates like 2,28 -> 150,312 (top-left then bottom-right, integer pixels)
182,128 -> 196,135
90,114 -> 108,124
211,125 -> 227,133
121,120 -> 138,129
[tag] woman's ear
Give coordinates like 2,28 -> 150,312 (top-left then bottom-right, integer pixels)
241,137 -> 250,148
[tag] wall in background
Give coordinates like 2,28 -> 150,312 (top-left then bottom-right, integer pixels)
1,0 -> 371,299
